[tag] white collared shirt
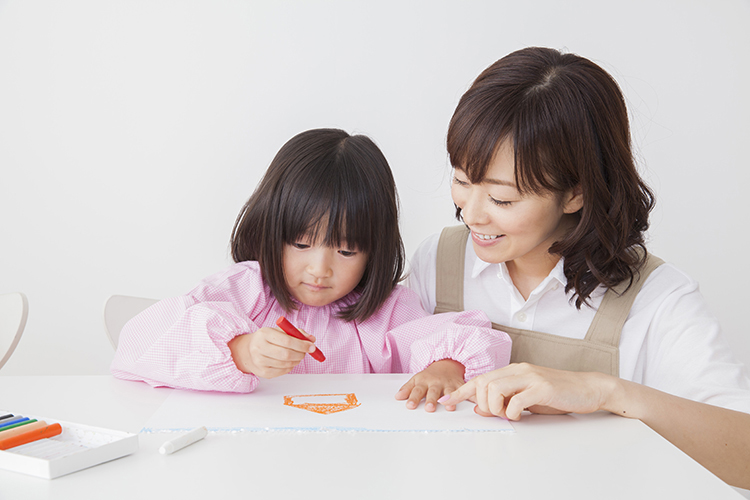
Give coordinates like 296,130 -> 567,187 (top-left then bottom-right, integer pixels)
407,231 -> 750,413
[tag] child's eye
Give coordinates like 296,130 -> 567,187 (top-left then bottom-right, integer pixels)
338,249 -> 357,257
292,242 -> 310,249
489,196 -> 512,206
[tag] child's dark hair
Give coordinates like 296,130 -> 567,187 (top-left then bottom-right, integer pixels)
231,128 -> 405,322
447,47 -> 655,308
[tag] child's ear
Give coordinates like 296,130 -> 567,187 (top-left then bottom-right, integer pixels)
563,185 -> 583,214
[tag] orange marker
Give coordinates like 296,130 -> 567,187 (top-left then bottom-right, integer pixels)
276,317 -> 326,362
0,422 -> 62,450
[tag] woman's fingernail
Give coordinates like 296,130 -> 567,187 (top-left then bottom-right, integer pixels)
437,395 -> 450,404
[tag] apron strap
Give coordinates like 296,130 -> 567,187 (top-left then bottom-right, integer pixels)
584,252 -> 665,346
434,225 -> 469,314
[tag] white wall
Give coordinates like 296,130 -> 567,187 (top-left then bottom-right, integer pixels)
1,0 -> 749,375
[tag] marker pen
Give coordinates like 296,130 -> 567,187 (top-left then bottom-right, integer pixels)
0,417 -> 31,432
276,317 -> 326,362
0,423 -> 62,450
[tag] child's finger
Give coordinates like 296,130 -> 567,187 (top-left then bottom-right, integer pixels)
260,343 -> 309,363
405,384 -> 427,410
267,329 -> 317,355
296,327 -> 316,343
423,385 -> 443,413
394,379 -> 415,401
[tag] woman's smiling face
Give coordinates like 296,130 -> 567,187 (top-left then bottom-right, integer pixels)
450,140 -> 582,267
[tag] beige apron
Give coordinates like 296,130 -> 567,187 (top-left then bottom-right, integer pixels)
434,225 -> 664,376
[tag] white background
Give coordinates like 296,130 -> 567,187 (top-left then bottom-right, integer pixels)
1,0 -> 749,375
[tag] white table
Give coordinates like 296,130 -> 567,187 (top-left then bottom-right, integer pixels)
0,375 -> 743,499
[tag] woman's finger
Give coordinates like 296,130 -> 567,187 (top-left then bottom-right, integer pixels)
438,377 -> 479,406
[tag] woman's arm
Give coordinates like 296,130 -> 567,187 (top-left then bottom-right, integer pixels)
440,364 -> 750,488
610,374 -> 750,488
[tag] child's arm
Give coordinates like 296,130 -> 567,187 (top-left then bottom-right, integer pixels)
110,263 -> 273,392
357,286 -> 511,410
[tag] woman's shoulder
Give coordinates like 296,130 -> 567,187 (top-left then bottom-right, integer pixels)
628,257 -> 702,318
639,257 -> 698,294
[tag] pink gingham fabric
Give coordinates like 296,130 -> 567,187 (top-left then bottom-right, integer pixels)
111,261 -> 511,393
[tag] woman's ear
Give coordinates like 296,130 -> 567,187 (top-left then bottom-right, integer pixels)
563,185 -> 583,214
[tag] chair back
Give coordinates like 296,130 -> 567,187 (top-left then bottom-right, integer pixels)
104,295 -> 158,349
0,292 -> 29,370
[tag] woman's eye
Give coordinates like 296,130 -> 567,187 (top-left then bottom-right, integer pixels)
453,176 -> 469,186
489,196 -> 512,206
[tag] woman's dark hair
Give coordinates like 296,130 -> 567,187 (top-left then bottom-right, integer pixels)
447,47 -> 655,308
231,128 -> 404,322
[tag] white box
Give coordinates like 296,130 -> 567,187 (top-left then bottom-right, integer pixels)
0,412 -> 138,479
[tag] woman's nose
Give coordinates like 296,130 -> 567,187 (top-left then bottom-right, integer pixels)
458,190 -> 489,226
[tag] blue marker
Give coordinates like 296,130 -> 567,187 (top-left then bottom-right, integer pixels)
0,417 -> 30,432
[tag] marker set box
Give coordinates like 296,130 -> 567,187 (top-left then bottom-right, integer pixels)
0,411 -> 138,479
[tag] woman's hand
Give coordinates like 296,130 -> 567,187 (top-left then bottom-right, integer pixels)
228,326 -> 317,379
438,363 -> 614,420
395,359 -> 466,412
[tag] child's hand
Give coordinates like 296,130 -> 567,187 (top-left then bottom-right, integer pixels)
394,359 -> 465,412
228,326 -> 317,379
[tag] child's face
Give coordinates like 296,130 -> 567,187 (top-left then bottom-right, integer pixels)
282,235 -> 368,307
451,140 -> 582,267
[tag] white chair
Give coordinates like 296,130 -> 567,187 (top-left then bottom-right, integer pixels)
0,292 -> 29,370
103,295 -> 158,349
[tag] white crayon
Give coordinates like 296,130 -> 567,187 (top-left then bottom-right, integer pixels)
159,426 -> 207,455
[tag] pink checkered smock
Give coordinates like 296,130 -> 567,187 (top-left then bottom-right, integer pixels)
111,261 -> 511,392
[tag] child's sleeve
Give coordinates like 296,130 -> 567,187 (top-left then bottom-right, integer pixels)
358,286 -> 512,380
110,263 -> 268,393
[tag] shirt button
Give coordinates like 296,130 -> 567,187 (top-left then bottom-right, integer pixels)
517,312 -> 527,322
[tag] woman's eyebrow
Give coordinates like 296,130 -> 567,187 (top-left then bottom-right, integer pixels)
484,177 -> 515,187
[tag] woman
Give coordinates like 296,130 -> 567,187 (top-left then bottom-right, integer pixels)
401,47 -> 750,488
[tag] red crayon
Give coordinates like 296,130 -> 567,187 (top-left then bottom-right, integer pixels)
276,317 -> 326,362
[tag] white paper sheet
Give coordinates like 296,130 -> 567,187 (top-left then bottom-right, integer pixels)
142,374 -> 514,433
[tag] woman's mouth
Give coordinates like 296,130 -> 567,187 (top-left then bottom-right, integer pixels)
471,231 -> 504,246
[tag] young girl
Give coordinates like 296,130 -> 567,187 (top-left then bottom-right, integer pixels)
111,128 -> 511,411
407,48 -> 750,486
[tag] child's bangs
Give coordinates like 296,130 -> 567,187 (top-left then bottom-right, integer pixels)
281,181 -> 374,254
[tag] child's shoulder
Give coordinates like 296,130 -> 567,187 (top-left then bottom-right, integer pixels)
200,260 -> 263,284
191,261 -> 271,297
371,284 -> 426,315
186,260 -> 276,311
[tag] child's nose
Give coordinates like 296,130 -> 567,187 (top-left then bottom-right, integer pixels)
307,250 -> 333,279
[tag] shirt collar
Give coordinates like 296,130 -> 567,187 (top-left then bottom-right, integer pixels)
468,242 -> 568,290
